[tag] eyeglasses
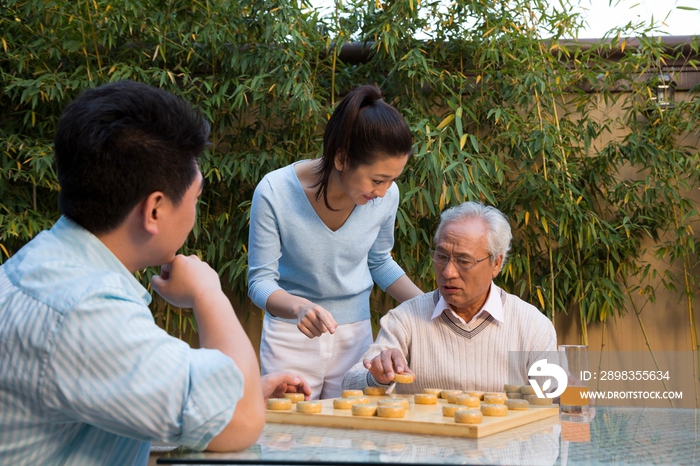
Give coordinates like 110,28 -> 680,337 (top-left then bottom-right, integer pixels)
429,249 -> 491,271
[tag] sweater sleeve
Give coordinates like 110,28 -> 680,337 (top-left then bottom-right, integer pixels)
519,304 -> 558,385
342,303 -> 413,390
527,314 -> 557,361
367,183 -> 406,290
247,178 -> 283,311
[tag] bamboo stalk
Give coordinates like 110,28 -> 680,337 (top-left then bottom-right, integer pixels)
626,286 -> 675,407
84,0 -> 102,72
164,303 -> 171,338
576,245 -> 588,345
526,241 -> 533,300
551,93 -> 575,204
533,89 -> 547,182
595,320 -> 607,393
681,259 -> 700,408
330,0 -> 340,107
548,242 -> 555,325
331,51 -> 337,107
671,202 -> 699,408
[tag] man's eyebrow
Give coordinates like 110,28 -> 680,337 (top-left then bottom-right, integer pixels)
437,248 -> 472,257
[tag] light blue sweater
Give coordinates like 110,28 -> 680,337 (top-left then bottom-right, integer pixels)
247,162 -> 407,325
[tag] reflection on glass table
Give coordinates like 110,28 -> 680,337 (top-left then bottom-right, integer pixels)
158,407 -> 699,465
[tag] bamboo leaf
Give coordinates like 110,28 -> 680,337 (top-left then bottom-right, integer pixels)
469,135 -> 478,153
436,114 -> 454,130
536,288 -> 545,309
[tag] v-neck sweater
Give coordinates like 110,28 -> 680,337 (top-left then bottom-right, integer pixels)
342,289 -> 558,392
247,162 -> 406,325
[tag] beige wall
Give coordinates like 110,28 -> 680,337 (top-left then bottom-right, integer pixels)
566,89 -> 700,352
555,289 -> 696,351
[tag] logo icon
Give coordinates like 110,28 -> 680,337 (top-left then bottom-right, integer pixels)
528,359 -> 567,398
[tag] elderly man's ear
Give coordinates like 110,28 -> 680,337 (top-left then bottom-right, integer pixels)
492,254 -> 504,277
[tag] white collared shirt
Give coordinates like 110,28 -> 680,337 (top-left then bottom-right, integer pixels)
430,283 -> 505,328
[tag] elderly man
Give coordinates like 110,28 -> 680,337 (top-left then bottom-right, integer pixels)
342,201 -> 557,393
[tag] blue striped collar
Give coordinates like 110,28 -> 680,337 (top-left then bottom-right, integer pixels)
50,216 -> 151,304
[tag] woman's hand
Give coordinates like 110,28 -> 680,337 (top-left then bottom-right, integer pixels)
264,291 -> 338,338
295,303 -> 338,338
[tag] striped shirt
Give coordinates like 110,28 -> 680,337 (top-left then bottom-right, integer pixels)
0,216 -> 243,465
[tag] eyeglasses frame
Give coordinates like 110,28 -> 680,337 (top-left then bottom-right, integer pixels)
429,249 -> 491,272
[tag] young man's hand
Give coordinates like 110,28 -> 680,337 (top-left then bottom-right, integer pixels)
261,372 -> 312,401
151,254 -> 221,309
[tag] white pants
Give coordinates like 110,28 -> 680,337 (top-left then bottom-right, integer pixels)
260,314 -> 373,399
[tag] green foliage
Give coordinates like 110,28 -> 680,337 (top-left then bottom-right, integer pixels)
2,0 -> 699,344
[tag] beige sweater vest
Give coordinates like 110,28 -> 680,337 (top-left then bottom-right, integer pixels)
342,288 -> 557,393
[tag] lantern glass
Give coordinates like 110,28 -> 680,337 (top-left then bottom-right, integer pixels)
653,74 -> 676,110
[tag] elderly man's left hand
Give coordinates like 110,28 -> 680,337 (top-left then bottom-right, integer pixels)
363,349 -> 414,385
261,372 -> 311,401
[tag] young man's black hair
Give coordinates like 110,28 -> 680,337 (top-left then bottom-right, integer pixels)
53,80 -> 210,234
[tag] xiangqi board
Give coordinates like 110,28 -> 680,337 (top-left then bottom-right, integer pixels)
266,394 -> 558,439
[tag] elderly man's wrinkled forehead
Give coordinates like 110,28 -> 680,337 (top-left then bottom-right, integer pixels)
435,217 -> 489,248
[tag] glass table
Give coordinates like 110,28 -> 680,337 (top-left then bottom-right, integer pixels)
157,407 -> 699,465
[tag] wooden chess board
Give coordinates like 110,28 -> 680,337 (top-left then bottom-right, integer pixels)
266,395 -> 558,439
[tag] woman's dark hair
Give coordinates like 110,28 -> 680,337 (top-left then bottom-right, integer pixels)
313,85 -> 413,210
54,80 -> 210,234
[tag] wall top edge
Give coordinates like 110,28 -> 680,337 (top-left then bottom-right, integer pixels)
338,35 -> 700,64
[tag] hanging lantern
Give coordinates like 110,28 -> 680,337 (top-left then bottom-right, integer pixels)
650,73 -> 676,111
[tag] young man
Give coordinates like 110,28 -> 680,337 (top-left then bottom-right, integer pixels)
0,80 -> 309,465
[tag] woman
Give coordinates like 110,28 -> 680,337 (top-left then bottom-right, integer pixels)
247,85 -> 423,399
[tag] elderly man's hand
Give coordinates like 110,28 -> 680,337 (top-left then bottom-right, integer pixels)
261,372 -> 311,401
363,349 -> 414,385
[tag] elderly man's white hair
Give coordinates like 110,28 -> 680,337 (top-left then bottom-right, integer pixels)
433,201 -> 512,266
